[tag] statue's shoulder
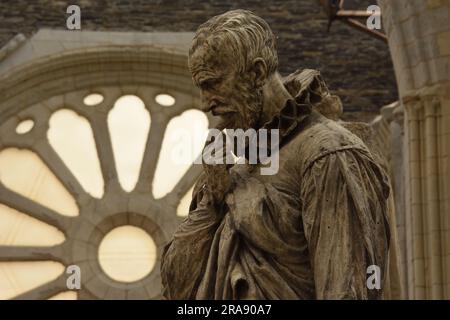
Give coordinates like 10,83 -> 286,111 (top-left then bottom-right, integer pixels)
290,111 -> 370,175
281,68 -> 377,175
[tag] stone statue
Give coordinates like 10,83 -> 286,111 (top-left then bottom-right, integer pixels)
161,9 -> 391,299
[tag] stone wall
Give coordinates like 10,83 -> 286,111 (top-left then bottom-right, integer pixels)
0,0 -> 397,122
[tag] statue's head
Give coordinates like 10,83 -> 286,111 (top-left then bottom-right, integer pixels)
189,10 -> 278,130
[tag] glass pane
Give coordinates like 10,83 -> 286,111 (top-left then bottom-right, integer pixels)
48,109 -> 104,198
0,203 -> 64,246
0,148 -> 79,217
83,93 -> 104,106
153,109 -> 208,199
0,261 -> 64,299
177,186 -> 194,217
48,291 -> 77,300
155,93 -> 175,107
98,225 -> 156,283
108,95 -> 151,192
16,119 -> 34,134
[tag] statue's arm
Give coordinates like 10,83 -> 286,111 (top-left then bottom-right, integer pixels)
160,174 -> 224,299
300,148 -> 390,299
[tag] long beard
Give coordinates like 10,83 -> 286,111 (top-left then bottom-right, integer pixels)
223,76 -> 263,131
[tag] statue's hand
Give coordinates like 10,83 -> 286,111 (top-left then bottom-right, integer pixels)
203,161 -> 232,206
202,132 -> 233,208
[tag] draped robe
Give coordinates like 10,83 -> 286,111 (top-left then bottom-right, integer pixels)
161,70 -> 391,300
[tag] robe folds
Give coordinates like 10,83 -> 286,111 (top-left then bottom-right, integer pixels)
161,114 -> 391,299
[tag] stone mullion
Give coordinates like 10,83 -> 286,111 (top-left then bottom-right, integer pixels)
86,111 -> 121,197
0,244 -> 67,264
134,115 -> 168,196
0,183 -> 72,233
31,139 -> 89,208
12,274 -> 68,300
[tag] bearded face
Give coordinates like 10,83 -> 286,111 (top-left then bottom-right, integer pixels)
190,45 -> 264,131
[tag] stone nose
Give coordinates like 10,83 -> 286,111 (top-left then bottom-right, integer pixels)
200,93 -> 217,113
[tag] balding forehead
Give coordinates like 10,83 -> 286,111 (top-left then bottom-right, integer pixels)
189,42 -> 229,77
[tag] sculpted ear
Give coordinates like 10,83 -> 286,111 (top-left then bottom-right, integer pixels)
251,58 -> 267,88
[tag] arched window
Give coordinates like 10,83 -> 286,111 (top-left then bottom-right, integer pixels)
0,31 -> 212,299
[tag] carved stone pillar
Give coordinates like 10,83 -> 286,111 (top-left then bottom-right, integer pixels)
379,0 -> 450,299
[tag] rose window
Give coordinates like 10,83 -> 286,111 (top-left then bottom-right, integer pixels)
0,86 -> 209,299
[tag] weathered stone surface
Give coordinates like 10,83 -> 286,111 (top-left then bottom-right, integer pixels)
379,0 -> 450,300
161,10 -> 393,300
0,0 -> 397,122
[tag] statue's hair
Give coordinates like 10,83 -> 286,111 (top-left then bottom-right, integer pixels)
189,10 -> 278,75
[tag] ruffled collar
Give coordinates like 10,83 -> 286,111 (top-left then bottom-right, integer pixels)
258,68 -> 331,147
241,69 -> 330,163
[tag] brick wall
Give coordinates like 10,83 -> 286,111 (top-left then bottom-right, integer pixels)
0,0 -> 398,122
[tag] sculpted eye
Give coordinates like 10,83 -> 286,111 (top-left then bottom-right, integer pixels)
200,78 -> 220,90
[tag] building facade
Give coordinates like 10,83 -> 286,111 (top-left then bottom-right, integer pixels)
0,0 -> 448,299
